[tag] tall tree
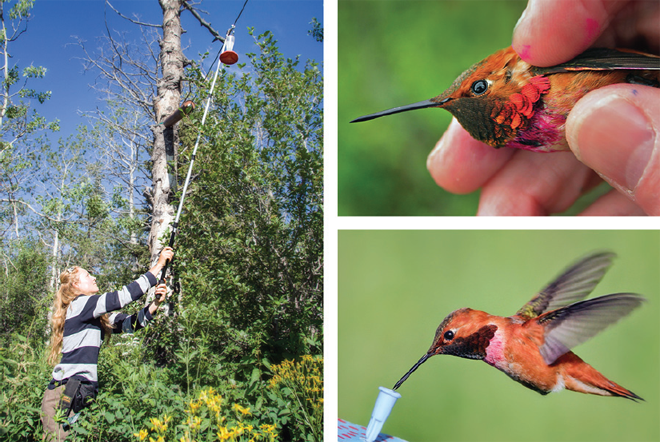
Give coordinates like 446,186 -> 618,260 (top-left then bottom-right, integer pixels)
148,0 -> 185,271
83,1 -> 225,281
83,101 -> 151,269
0,0 -> 58,238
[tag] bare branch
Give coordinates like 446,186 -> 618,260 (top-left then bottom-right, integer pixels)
72,31 -> 159,119
181,1 -> 225,43
0,198 -> 73,224
105,0 -> 162,28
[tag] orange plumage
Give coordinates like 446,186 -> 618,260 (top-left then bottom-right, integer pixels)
393,251 -> 644,400
353,46 -> 660,152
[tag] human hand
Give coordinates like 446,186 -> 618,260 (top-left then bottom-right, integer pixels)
157,247 -> 174,267
148,246 -> 175,277
427,0 -> 659,215
153,283 -> 169,305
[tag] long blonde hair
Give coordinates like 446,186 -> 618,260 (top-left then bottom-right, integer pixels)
48,266 -> 113,366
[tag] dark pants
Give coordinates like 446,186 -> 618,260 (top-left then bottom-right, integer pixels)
41,385 -> 72,442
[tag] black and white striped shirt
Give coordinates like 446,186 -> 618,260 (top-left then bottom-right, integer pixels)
49,272 -> 158,388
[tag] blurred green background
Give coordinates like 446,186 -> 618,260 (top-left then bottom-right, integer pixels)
339,0 -> 526,215
339,231 -> 660,441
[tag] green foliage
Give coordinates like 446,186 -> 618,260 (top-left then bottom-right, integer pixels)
8,0 -> 34,21
22,65 -> 46,79
268,355 -> 323,441
135,387 -> 279,442
0,239 -> 50,347
164,28 -> 323,371
0,339 -> 323,441
0,0 -> 58,239
308,18 -> 323,42
0,335 -> 52,441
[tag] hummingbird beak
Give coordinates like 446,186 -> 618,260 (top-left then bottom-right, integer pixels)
350,98 -> 446,123
393,352 -> 432,390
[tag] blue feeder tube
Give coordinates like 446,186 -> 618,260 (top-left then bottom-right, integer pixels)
365,387 -> 401,442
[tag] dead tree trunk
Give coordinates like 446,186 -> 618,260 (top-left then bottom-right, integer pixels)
99,0 -> 223,280
148,0 -> 185,271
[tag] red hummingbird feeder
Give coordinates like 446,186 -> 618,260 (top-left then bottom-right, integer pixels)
220,28 -> 238,66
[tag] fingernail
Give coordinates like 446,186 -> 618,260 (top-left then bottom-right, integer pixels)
427,117 -> 462,170
427,136 -> 446,171
570,96 -> 655,192
513,0 -> 535,44
513,5 -> 529,36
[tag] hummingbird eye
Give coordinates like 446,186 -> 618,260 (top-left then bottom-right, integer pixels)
443,330 -> 454,341
471,79 -> 488,95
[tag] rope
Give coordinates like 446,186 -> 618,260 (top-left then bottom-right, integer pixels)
233,0 -> 249,26
189,0 -> 250,108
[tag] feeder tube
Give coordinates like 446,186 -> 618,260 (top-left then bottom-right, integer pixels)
365,387 -> 401,442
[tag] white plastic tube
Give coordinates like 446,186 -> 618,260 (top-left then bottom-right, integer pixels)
365,387 -> 401,442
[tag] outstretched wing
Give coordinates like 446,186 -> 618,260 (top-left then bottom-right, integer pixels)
533,48 -> 660,75
516,251 -> 616,320
535,293 -> 645,365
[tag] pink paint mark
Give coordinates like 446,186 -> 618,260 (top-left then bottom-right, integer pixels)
517,44 -> 532,62
585,18 -> 600,43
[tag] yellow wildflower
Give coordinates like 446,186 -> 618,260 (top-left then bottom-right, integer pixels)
190,415 -> 201,430
189,399 -> 201,413
217,427 -> 231,441
133,429 -> 148,441
260,424 -> 276,434
232,403 -> 252,416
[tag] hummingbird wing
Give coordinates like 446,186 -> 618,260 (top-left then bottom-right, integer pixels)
535,293 -> 645,365
516,251 -> 616,320
533,48 -> 660,75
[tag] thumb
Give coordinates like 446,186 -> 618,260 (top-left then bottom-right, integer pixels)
566,84 -> 660,215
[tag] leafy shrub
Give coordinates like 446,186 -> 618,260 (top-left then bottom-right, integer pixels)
135,387 -> 278,442
268,356 -> 323,441
0,335 -> 52,441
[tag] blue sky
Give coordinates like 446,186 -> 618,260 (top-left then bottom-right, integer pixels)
10,0 -> 323,139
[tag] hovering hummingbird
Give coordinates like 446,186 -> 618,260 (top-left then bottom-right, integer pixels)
393,251 -> 645,400
352,47 -> 660,152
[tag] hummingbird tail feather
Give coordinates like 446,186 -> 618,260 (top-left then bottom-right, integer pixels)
562,359 -> 644,401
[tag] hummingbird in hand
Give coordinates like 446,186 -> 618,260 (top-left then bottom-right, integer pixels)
393,251 -> 645,400
352,47 -> 660,152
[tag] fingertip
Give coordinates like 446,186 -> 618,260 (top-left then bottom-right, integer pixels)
512,0 -> 625,66
427,118 -> 514,194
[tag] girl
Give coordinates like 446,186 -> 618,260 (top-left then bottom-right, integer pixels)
41,247 -> 174,441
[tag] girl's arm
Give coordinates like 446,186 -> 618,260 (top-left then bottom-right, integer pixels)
109,283 -> 169,334
75,248 -> 175,321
